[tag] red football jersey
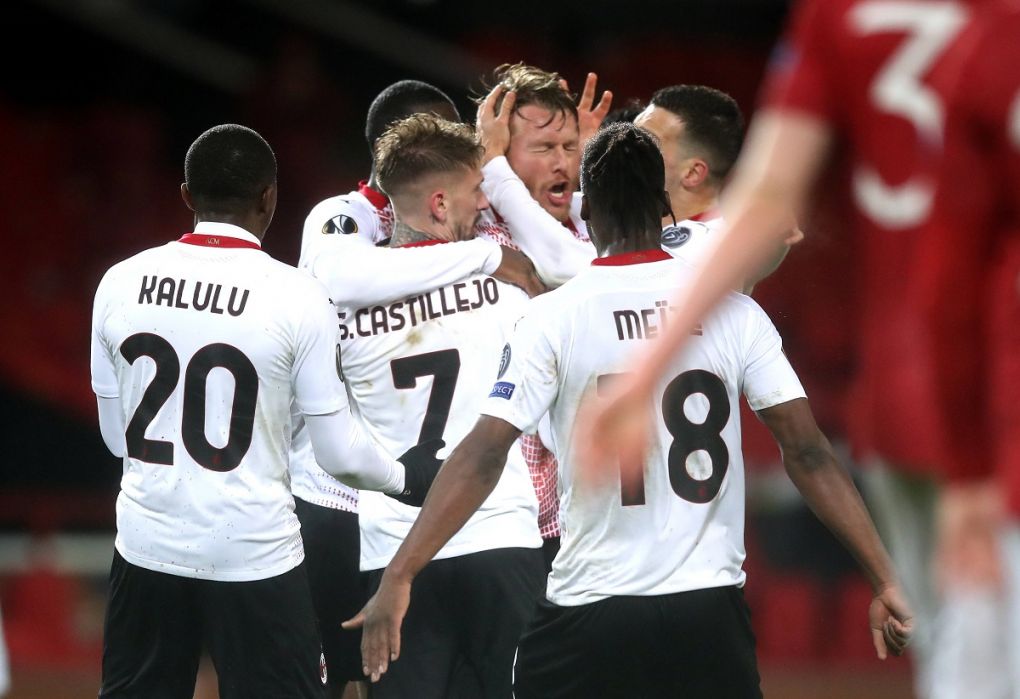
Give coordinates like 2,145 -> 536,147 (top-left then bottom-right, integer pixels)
762,0 -> 976,473
917,3 -> 1020,503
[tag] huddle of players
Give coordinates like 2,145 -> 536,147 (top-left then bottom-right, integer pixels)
90,61 -> 909,699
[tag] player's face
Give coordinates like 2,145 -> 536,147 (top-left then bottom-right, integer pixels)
635,105 -> 686,199
444,166 -> 489,241
507,104 -> 580,223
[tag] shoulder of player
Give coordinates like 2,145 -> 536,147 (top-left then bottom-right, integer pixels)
304,191 -> 375,235
97,243 -> 173,285
260,257 -> 332,302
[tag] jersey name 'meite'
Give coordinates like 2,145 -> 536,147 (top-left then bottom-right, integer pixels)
483,252 -> 805,606
339,257 -> 540,571
90,222 -> 347,582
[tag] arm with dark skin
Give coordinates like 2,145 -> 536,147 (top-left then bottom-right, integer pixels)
757,397 -> 914,659
342,416 -> 521,682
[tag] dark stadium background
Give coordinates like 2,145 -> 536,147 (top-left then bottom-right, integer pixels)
0,1 -> 910,696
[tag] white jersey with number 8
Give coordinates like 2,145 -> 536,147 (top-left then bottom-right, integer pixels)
482,253 -> 806,605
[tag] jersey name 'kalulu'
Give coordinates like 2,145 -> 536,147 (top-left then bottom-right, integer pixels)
91,222 -> 347,582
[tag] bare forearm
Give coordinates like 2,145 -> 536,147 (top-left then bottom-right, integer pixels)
785,444 -> 898,591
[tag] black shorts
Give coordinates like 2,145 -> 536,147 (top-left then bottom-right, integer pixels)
294,497 -> 368,685
514,585 -> 762,699
366,546 -> 545,699
99,550 -> 327,699
541,536 -> 560,574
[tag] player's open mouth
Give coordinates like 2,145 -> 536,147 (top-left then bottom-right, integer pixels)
547,182 -> 570,207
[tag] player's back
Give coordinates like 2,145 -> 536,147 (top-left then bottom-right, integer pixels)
763,0 -> 978,469
508,253 -> 804,605
91,228 -> 335,581
338,249 -> 540,570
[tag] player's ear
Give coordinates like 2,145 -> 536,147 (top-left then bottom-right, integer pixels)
429,189 -> 448,223
682,158 -> 709,188
260,183 -> 278,217
579,194 -> 590,221
181,183 -> 195,212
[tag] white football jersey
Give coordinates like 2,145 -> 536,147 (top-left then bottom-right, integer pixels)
338,242 -> 541,571
482,250 -> 806,605
292,186 -> 503,512
301,182 -> 394,257
90,222 -> 347,582
660,217 -> 721,268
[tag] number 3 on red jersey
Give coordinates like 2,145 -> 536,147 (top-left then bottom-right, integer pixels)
850,0 -> 968,229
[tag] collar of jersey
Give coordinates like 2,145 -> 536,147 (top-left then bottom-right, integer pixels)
358,180 -> 390,210
689,207 -> 721,222
397,239 -> 449,249
592,249 -> 672,266
187,221 -> 261,248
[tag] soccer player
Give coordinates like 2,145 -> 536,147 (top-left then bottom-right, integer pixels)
577,4 -> 981,694
90,124 -> 441,699
336,114 -> 544,698
634,85 -> 801,290
918,3 -> 1020,694
476,72 -> 799,562
291,79 -> 543,697
350,122 -> 913,698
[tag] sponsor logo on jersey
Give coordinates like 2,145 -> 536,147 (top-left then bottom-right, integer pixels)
323,214 -> 359,235
320,652 -> 328,685
497,343 -> 511,379
660,225 -> 692,249
489,381 -> 515,399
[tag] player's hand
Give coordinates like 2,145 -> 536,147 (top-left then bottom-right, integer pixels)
477,84 -> 516,164
573,72 -> 613,149
869,583 -> 914,660
573,376 -> 654,491
342,572 -> 412,683
493,247 -> 547,298
392,438 -> 446,507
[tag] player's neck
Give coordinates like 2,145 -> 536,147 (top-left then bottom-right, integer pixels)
192,214 -> 265,241
390,220 -> 440,247
662,187 -> 718,225
593,221 -> 662,257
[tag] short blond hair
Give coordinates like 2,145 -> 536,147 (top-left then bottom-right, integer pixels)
480,63 -> 578,121
374,113 -> 482,196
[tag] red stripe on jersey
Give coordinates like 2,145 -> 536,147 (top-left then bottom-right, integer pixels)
592,249 -> 672,266
690,208 -> 720,222
398,239 -> 449,248
178,233 -> 261,250
358,181 -> 390,211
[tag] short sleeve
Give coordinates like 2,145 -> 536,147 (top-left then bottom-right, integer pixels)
742,307 -> 807,411
292,285 -> 349,417
480,307 -> 559,434
90,274 -> 119,398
